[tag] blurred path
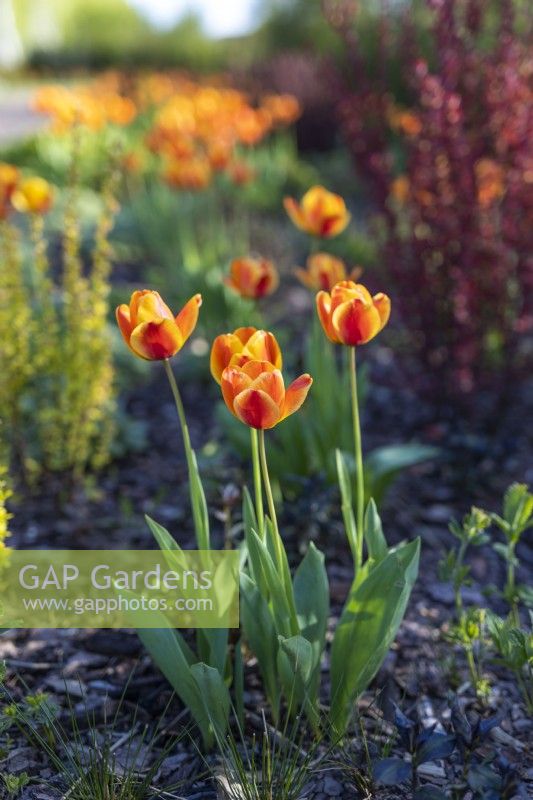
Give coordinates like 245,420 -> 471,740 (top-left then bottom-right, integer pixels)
0,83 -> 44,145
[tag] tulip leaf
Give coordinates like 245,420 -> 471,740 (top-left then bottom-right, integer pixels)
234,637 -> 245,729
336,448 -> 358,565
242,487 -> 258,539
197,629 -> 229,678
189,449 -> 210,550
246,528 -> 293,638
145,514 -> 180,551
277,635 -> 315,721
365,444 -> 439,506
134,624 -> 215,748
293,543 -> 329,699
330,538 -> 420,735
240,573 -> 280,721
190,662 -> 230,741
364,499 -> 388,564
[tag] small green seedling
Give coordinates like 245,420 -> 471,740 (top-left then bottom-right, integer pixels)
490,483 -> 533,619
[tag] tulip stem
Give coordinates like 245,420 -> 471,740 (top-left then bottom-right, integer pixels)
250,428 -> 265,541
258,429 -> 299,635
349,346 -> 365,570
164,359 -> 192,459
258,429 -> 281,558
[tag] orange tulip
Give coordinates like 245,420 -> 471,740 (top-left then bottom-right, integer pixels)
225,257 -> 279,299
210,327 -> 282,384
11,177 -> 54,215
116,290 -> 202,361
164,158 -> 211,192
284,185 -> 351,238
0,163 -> 18,219
221,360 -> 312,430
295,252 -> 361,292
316,281 -> 391,346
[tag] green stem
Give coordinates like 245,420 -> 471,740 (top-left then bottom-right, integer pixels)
349,346 -> 365,570
258,429 -> 299,635
164,358 -> 194,470
258,429 -> 283,568
250,428 -> 264,541
506,544 -> 519,623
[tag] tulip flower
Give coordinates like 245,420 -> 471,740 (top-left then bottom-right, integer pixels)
116,290 -> 201,361
295,252 -> 361,293
284,185 -> 351,238
116,289 -> 209,552
224,257 -> 279,300
210,327 -> 282,384
220,361 -> 312,431
316,280 -> 391,569
316,281 -> 390,347
0,163 -> 19,220
11,177 -> 54,215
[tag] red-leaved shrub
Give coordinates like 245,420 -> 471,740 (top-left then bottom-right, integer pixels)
327,0 -> 532,400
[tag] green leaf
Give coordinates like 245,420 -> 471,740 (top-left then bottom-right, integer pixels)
190,662 -> 230,741
277,634 -> 314,719
189,449 -> 210,550
365,444 -> 439,506
246,528 -> 293,638
145,515 -> 180,551
242,486 -> 258,540
336,449 -> 358,564
502,482 -> 533,539
330,539 -> 420,735
293,543 -> 329,702
196,628 -> 229,677
364,499 -> 388,564
234,637 -> 245,729
135,626 -> 213,748
240,573 -> 280,721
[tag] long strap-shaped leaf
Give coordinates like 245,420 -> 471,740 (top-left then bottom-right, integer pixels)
330,538 -> 420,735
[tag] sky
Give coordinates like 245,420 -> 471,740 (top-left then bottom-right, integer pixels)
127,0 -> 258,39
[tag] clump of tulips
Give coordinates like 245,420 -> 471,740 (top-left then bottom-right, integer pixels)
116,185 -> 420,745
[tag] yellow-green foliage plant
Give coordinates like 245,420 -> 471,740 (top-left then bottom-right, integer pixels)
0,466 -> 13,564
0,161 -> 119,485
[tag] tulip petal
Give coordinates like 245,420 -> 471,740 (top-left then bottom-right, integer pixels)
175,293 -> 202,343
283,197 -> 306,231
245,330 -> 282,370
332,299 -> 382,346
221,366 -> 253,416
135,290 -> 174,323
240,360 -> 277,380
234,326 -> 257,344
210,332 -> 241,384
129,319 -> 183,360
249,369 -> 285,408
116,304 -> 133,342
373,292 -> 391,330
316,291 -> 340,343
295,266 -> 313,288
321,211 -> 351,237
234,388 -> 281,429
281,374 -> 313,420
